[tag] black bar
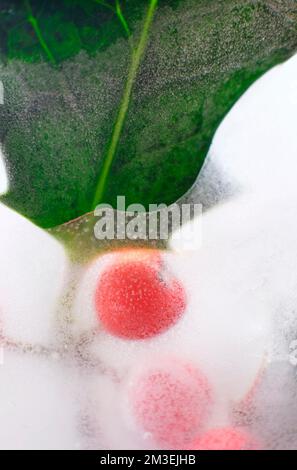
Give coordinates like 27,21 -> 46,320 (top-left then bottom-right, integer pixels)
0,449 -> 292,465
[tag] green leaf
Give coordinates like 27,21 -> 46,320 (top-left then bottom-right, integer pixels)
0,0 -> 296,228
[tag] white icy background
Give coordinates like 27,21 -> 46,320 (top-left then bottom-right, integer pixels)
0,204 -> 80,450
0,53 -> 297,449
0,146 -> 8,195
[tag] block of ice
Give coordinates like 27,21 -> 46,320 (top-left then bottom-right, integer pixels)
182,53 -> 297,209
0,203 -> 69,345
1,52 -> 297,450
0,350 -> 79,450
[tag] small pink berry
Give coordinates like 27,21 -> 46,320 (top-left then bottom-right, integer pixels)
189,426 -> 259,450
128,360 -> 212,448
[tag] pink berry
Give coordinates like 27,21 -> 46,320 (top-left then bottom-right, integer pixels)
189,426 -> 259,450
128,360 -> 212,448
95,249 -> 186,339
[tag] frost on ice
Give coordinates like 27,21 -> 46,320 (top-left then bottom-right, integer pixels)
0,54 -> 297,449
0,204 -> 79,449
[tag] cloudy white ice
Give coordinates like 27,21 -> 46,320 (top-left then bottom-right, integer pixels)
0,53 -> 297,449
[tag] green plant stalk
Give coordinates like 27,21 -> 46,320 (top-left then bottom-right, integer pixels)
92,0 -> 158,208
115,0 -> 131,37
24,0 -> 56,65
94,0 -> 115,13
94,0 -> 131,38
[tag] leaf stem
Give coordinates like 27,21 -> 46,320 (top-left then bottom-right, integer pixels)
94,0 -> 131,40
24,0 -> 56,65
115,0 -> 131,38
93,0 -> 115,14
92,0 -> 158,208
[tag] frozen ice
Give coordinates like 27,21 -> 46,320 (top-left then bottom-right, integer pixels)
0,204 -> 78,449
0,146 -> 8,195
183,53 -> 297,208
0,203 -> 69,345
0,350 -> 79,450
1,52 -> 297,449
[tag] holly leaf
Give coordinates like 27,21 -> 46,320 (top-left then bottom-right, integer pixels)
0,0 -> 296,228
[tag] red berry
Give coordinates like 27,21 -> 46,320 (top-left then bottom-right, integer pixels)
128,360 -> 212,448
95,249 -> 186,339
189,426 -> 258,450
